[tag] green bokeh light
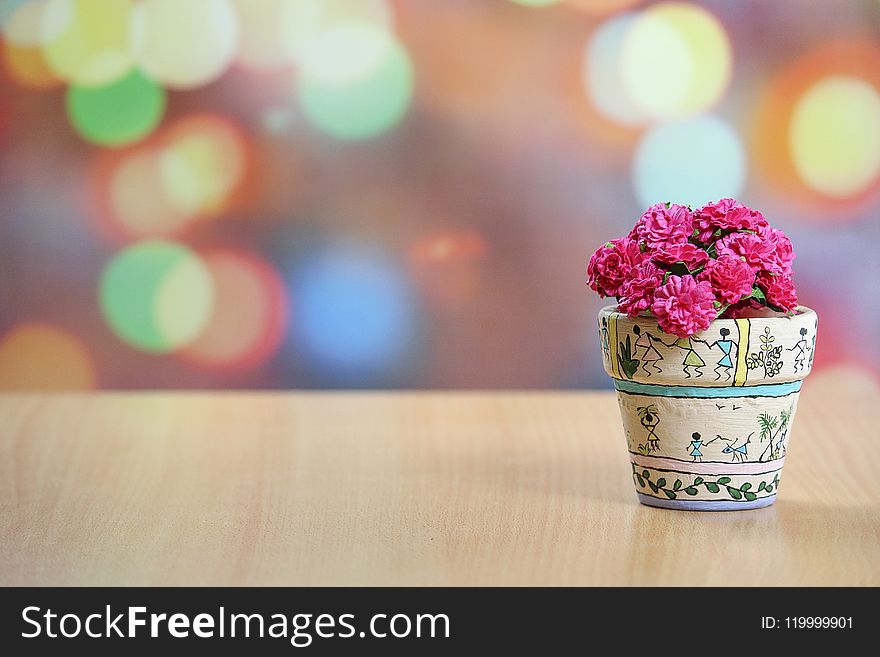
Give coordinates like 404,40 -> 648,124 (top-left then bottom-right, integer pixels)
298,36 -> 413,140
67,70 -> 166,147
100,240 -> 214,353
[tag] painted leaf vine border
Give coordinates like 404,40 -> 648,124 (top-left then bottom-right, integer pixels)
631,464 -> 780,501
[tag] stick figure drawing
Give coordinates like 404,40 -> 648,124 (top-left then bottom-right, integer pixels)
787,327 -> 811,373
632,325 -> 663,376
636,405 -> 661,454
689,432 -> 703,463
708,327 -> 736,381
667,335 -> 708,378
599,316 -> 610,361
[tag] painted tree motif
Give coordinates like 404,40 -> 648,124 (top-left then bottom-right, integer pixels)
757,404 -> 793,461
617,334 -> 640,380
746,326 -> 783,378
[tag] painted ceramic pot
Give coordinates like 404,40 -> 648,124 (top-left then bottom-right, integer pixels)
598,305 -> 817,511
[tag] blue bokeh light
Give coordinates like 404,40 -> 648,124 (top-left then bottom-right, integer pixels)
291,246 -> 416,379
632,115 -> 745,208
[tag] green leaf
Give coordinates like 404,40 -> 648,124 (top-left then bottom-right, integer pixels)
705,483 -> 720,493
648,482 -> 659,493
685,487 -> 698,496
665,201 -> 671,209
642,470 -> 650,479
757,481 -> 766,491
636,474 -> 645,488
673,479 -> 682,490
740,482 -> 752,491
748,286 -> 767,303
765,484 -> 774,493
663,489 -> 676,500
667,262 -> 690,277
656,478 -> 666,488
744,492 -> 757,502
726,486 -> 742,500
717,476 -> 731,485
693,477 -> 704,485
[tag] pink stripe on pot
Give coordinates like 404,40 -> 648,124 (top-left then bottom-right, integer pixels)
630,453 -> 784,476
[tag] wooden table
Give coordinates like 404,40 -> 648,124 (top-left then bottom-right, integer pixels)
1,384 -> 877,586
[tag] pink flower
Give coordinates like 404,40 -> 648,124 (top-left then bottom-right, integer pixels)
698,253 -> 756,305
757,271 -> 798,311
635,203 -> 692,249
650,275 -> 717,338
716,232 -> 777,271
758,226 -> 795,275
586,237 -> 644,297
618,261 -> 664,317
651,242 -> 710,270
693,199 -> 768,243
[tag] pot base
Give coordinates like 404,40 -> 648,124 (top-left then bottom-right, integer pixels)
637,493 -> 777,511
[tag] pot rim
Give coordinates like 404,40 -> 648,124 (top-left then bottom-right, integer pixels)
599,304 -> 816,329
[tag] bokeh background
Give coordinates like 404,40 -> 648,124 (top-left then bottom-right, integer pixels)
0,0 -> 879,390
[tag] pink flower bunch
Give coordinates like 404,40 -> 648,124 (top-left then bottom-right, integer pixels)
586,199 -> 798,338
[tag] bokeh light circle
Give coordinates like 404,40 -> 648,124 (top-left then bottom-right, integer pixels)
633,115 -> 745,208
2,40 -> 62,89
42,0 -> 134,86
100,240 -> 215,353
232,0 -> 292,70
132,0 -> 238,89
181,249 -> 288,370
620,2 -> 731,120
584,13 -> 647,126
789,76 -> 880,199
567,0 -> 640,16
297,25 -> 414,140
66,70 -> 166,147
107,147 -> 190,238
159,114 -> 248,217
0,323 -> 95,390
751,39 -> 880,215
279,0 -> 393,64
292,247 -> 415,376
1,0 -> 67,46
409,231 -> 488,308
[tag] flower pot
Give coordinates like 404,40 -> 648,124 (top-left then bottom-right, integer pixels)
598,305 -> 817,511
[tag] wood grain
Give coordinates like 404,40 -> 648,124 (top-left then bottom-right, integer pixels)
0,384 -> 877,586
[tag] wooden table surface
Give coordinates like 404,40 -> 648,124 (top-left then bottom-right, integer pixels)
1,382 -> 878,586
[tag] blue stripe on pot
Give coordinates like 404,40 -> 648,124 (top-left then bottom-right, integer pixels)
613,379 -> 801,398
637,493 -> 777,511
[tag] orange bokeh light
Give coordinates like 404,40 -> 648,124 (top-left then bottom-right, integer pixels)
750,37 -> 880,217
179,248 -> 288,371
1,41 -> 63,90
91,113 -> 251,242
0,323 -> 96,390
409,231 -> 488,307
